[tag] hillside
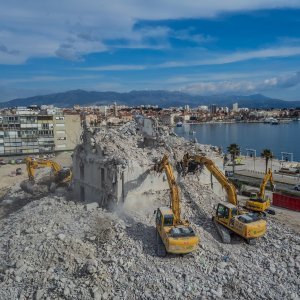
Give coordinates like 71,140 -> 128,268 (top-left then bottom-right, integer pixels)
1,89 -> 300,109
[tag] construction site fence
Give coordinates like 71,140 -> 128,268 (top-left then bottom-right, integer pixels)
273,192 -> 300,212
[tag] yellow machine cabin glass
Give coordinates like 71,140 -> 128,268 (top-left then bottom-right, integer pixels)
163,215 -> 173,226
156,210 -> 174,227
217,204 -> 229,218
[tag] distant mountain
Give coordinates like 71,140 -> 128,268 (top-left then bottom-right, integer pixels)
1,89 -> 300,109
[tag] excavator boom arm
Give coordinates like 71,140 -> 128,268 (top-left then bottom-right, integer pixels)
155,155 -> 181,224
183,153 -> 238,206
25,157 -> 63,181
259,169 -> 274,198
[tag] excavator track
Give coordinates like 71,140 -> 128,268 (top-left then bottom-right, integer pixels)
156,230 -> 167,257
213,217 -> 231,244
246,238 -> 257,245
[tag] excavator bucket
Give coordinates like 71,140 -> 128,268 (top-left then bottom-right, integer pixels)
20,180 -> 48,195
20,180 -> 35,194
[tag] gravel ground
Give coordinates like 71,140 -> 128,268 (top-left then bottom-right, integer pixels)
0,122 -> 299,299
0,177 -> 299,299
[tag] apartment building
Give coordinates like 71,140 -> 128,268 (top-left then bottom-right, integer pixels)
54,114 -> 81,151
0,112 -> 81,156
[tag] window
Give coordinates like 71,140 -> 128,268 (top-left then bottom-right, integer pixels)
42,123 -> 49,129
80,186 -> 85,201
231,208 -> 237,217
156,210 -> 162,225
217,205 -> 229,218
163,214 -> 173,226
80,162 -> 84,180
101,168 -> 105,188
38,116 -> 52,121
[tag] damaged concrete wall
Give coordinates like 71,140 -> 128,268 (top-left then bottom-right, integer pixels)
72,120 -> 228,209
120,160 -> 171,208
72,148 -> 119,207
73,151 -> 171,207
72,124 -> 171,207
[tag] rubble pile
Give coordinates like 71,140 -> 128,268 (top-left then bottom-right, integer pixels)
0,191 -> 299,300
0,121 -> 299,299
94,121 -> 219,167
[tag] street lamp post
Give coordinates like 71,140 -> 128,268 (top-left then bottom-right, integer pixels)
281,152 -> 293,163
246,149 -> 256,171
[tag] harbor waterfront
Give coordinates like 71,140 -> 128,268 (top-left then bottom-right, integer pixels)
174,121 -> 300,162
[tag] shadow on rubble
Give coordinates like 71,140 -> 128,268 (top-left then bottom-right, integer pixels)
0,185 -> 71,221
123,169 -> 151,200
123,215 -> 158,257
0,193 -> 38,220
180,184 -> 246,245
179,182 -> 224,243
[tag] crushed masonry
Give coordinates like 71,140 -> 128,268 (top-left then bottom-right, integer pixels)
0,119 -> 299,299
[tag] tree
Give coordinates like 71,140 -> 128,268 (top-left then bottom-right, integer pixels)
261,149 -> 273,174
227,143 -> 240,173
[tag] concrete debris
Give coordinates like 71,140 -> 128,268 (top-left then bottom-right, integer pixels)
0,194 -> 298,300
85,202 -> 99,211
93,121 -> 211,166
72,120 -> 223,207
0,120 -> 299,299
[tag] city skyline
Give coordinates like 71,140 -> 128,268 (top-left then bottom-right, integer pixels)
1,2 -> 300,101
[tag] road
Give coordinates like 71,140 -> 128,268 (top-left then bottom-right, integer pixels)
232,173 -> 300,196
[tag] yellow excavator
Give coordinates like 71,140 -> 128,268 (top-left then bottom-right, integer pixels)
245,169 -> 275,214
182,153 -> 267,244
21,157 -> 72,194
153,155 -> 199,256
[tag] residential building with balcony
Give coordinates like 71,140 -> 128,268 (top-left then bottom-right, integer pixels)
0,111 -> 81,156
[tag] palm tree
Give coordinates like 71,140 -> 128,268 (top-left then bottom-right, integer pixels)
261,149 -> 273,174
227,143 -> 240,173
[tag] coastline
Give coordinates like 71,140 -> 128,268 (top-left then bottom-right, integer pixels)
174,121 -> 300,163
176,118 -> 296,125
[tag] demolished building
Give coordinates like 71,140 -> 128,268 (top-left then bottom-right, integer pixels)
72,118 -> 227,208
1,119 -> 299,300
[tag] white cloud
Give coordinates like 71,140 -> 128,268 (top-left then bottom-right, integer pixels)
78,65 -> 147,71
169,28 -> 216,44
1,0 -> 300,64
78,46 -> 300,72
0,75 -> 101,86
157,46 -> 300,68
182,71 -> 300,95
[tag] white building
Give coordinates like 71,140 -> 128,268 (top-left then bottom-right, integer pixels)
232,103 -> 238,112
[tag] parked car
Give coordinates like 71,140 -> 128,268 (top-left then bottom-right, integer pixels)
293,184 -> 300,191
241,189 -> 259,197
16,168 -> 23,175
16,159 -> 23,164
0,159 -> 7,165
225,170 -> 234,177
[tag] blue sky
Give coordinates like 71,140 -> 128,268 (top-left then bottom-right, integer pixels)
1,1 -> 300,101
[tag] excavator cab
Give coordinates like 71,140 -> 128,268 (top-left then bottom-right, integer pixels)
246,169 -> 275,213
21,157 -> 72,195
215,203 -> 236,226
214,203 -> 266,244
55,168 -> 71,183
155,207 -> 198,256
154,155 -> 199,256
183,153 -> 267,244
155,208 -> 174,227
246,197 -> 271,212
